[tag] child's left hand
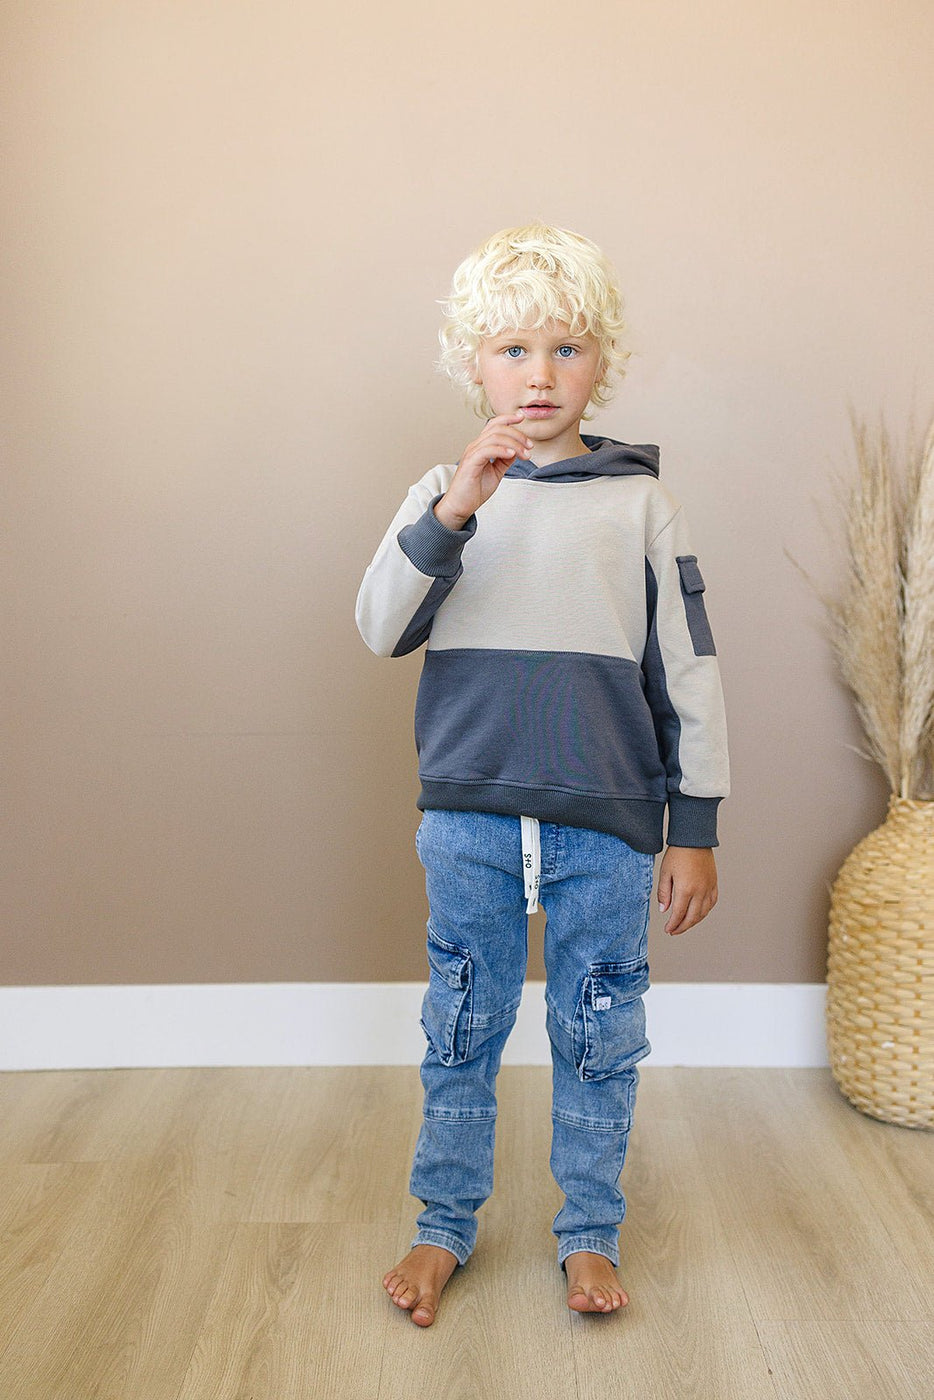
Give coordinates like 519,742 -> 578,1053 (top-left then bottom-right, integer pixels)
656,847 -> 719,936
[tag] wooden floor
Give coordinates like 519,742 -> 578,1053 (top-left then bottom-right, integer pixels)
0,1066 -> 931,1399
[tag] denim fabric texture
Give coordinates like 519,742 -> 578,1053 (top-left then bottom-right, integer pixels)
409,808 -> 654,1270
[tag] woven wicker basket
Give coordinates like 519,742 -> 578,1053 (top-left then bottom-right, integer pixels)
826,796 -> 934,1128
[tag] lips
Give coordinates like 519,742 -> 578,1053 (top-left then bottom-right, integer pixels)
523,403 -> 558,418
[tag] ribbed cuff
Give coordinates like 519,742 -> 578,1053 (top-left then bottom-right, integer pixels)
397,494 -> 478,577
666,794 -> 722,847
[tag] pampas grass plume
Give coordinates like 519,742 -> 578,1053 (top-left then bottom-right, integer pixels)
787,406 -> 934,800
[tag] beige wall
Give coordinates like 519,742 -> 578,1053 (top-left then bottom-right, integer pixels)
3,1 -> 932,986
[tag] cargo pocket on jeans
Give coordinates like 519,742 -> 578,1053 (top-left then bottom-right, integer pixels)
676,555 -> 717,656
571,959 -> 651,1081
419,924 -> 473,1066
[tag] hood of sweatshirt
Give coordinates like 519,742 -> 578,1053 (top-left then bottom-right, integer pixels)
503,433 -> 660,483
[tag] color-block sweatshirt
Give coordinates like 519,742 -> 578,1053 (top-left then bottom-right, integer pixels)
355,434 -> 730,853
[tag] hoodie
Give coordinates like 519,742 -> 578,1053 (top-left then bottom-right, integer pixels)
355,434 -> 730,853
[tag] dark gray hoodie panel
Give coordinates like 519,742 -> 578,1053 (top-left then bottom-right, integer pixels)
502,434 -> 660,482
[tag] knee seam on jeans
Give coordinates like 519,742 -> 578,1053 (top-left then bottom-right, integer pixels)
470,1003 -> 519,1030
551,1108 -> 630,1134
424,1107 -> 497,1122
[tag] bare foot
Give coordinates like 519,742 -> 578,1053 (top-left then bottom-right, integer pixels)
382,1243 -> 460,1327
564,1251 -> 629,1313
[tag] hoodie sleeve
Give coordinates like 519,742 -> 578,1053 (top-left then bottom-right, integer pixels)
355,467 -> 478,657
643,505 -> 730,847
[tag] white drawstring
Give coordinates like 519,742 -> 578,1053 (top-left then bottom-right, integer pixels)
520,815 -> 541,914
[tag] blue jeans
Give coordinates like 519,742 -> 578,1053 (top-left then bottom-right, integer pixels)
409,808 -> 654,1271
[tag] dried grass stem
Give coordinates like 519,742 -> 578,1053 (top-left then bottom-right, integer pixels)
788,406 -> 934,800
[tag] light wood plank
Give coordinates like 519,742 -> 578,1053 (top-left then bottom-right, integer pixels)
0,1068 -> 166,1164
0,1162 -> 105,1354
757,1320 -> 934,1400
795,1068 -> 934,1305
672,1067 -> 930,1322
227,1065 -> 422,1224
177,1222 -> 394,1400
0,1158 -> 237,1399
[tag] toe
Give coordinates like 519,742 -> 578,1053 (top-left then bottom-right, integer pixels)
411,1294 -> 437,1326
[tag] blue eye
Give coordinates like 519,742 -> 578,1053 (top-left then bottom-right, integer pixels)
504,346 -> 524,358
557,345 -> 578,358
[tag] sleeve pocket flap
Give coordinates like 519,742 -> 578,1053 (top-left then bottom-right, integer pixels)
677,556 -> 706,593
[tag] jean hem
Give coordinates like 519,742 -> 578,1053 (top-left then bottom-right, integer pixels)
557,1235 -> 620,1269
410,1229 -> 472,1266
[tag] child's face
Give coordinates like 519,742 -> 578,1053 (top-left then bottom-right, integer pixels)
472,318 -> 604,459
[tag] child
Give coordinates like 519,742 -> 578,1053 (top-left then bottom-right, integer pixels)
355,224 -> 729,1325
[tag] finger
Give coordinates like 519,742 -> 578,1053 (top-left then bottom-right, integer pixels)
479,428 -> 535,454
481,417 -> 535,441
693,889 -> 716,921
665,892 -> 694,935
668,893 -> 706,935
473,437 -> 533,465
477,446 -> 519,469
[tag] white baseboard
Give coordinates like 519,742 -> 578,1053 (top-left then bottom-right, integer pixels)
0,982 -> 828,1071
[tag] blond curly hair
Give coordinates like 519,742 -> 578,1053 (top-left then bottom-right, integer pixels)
436,223 -> 631,420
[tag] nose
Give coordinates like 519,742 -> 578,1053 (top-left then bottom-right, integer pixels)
527,353 -> 554,389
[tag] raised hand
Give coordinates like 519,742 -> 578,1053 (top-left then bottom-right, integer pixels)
433,414 -> 535,530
